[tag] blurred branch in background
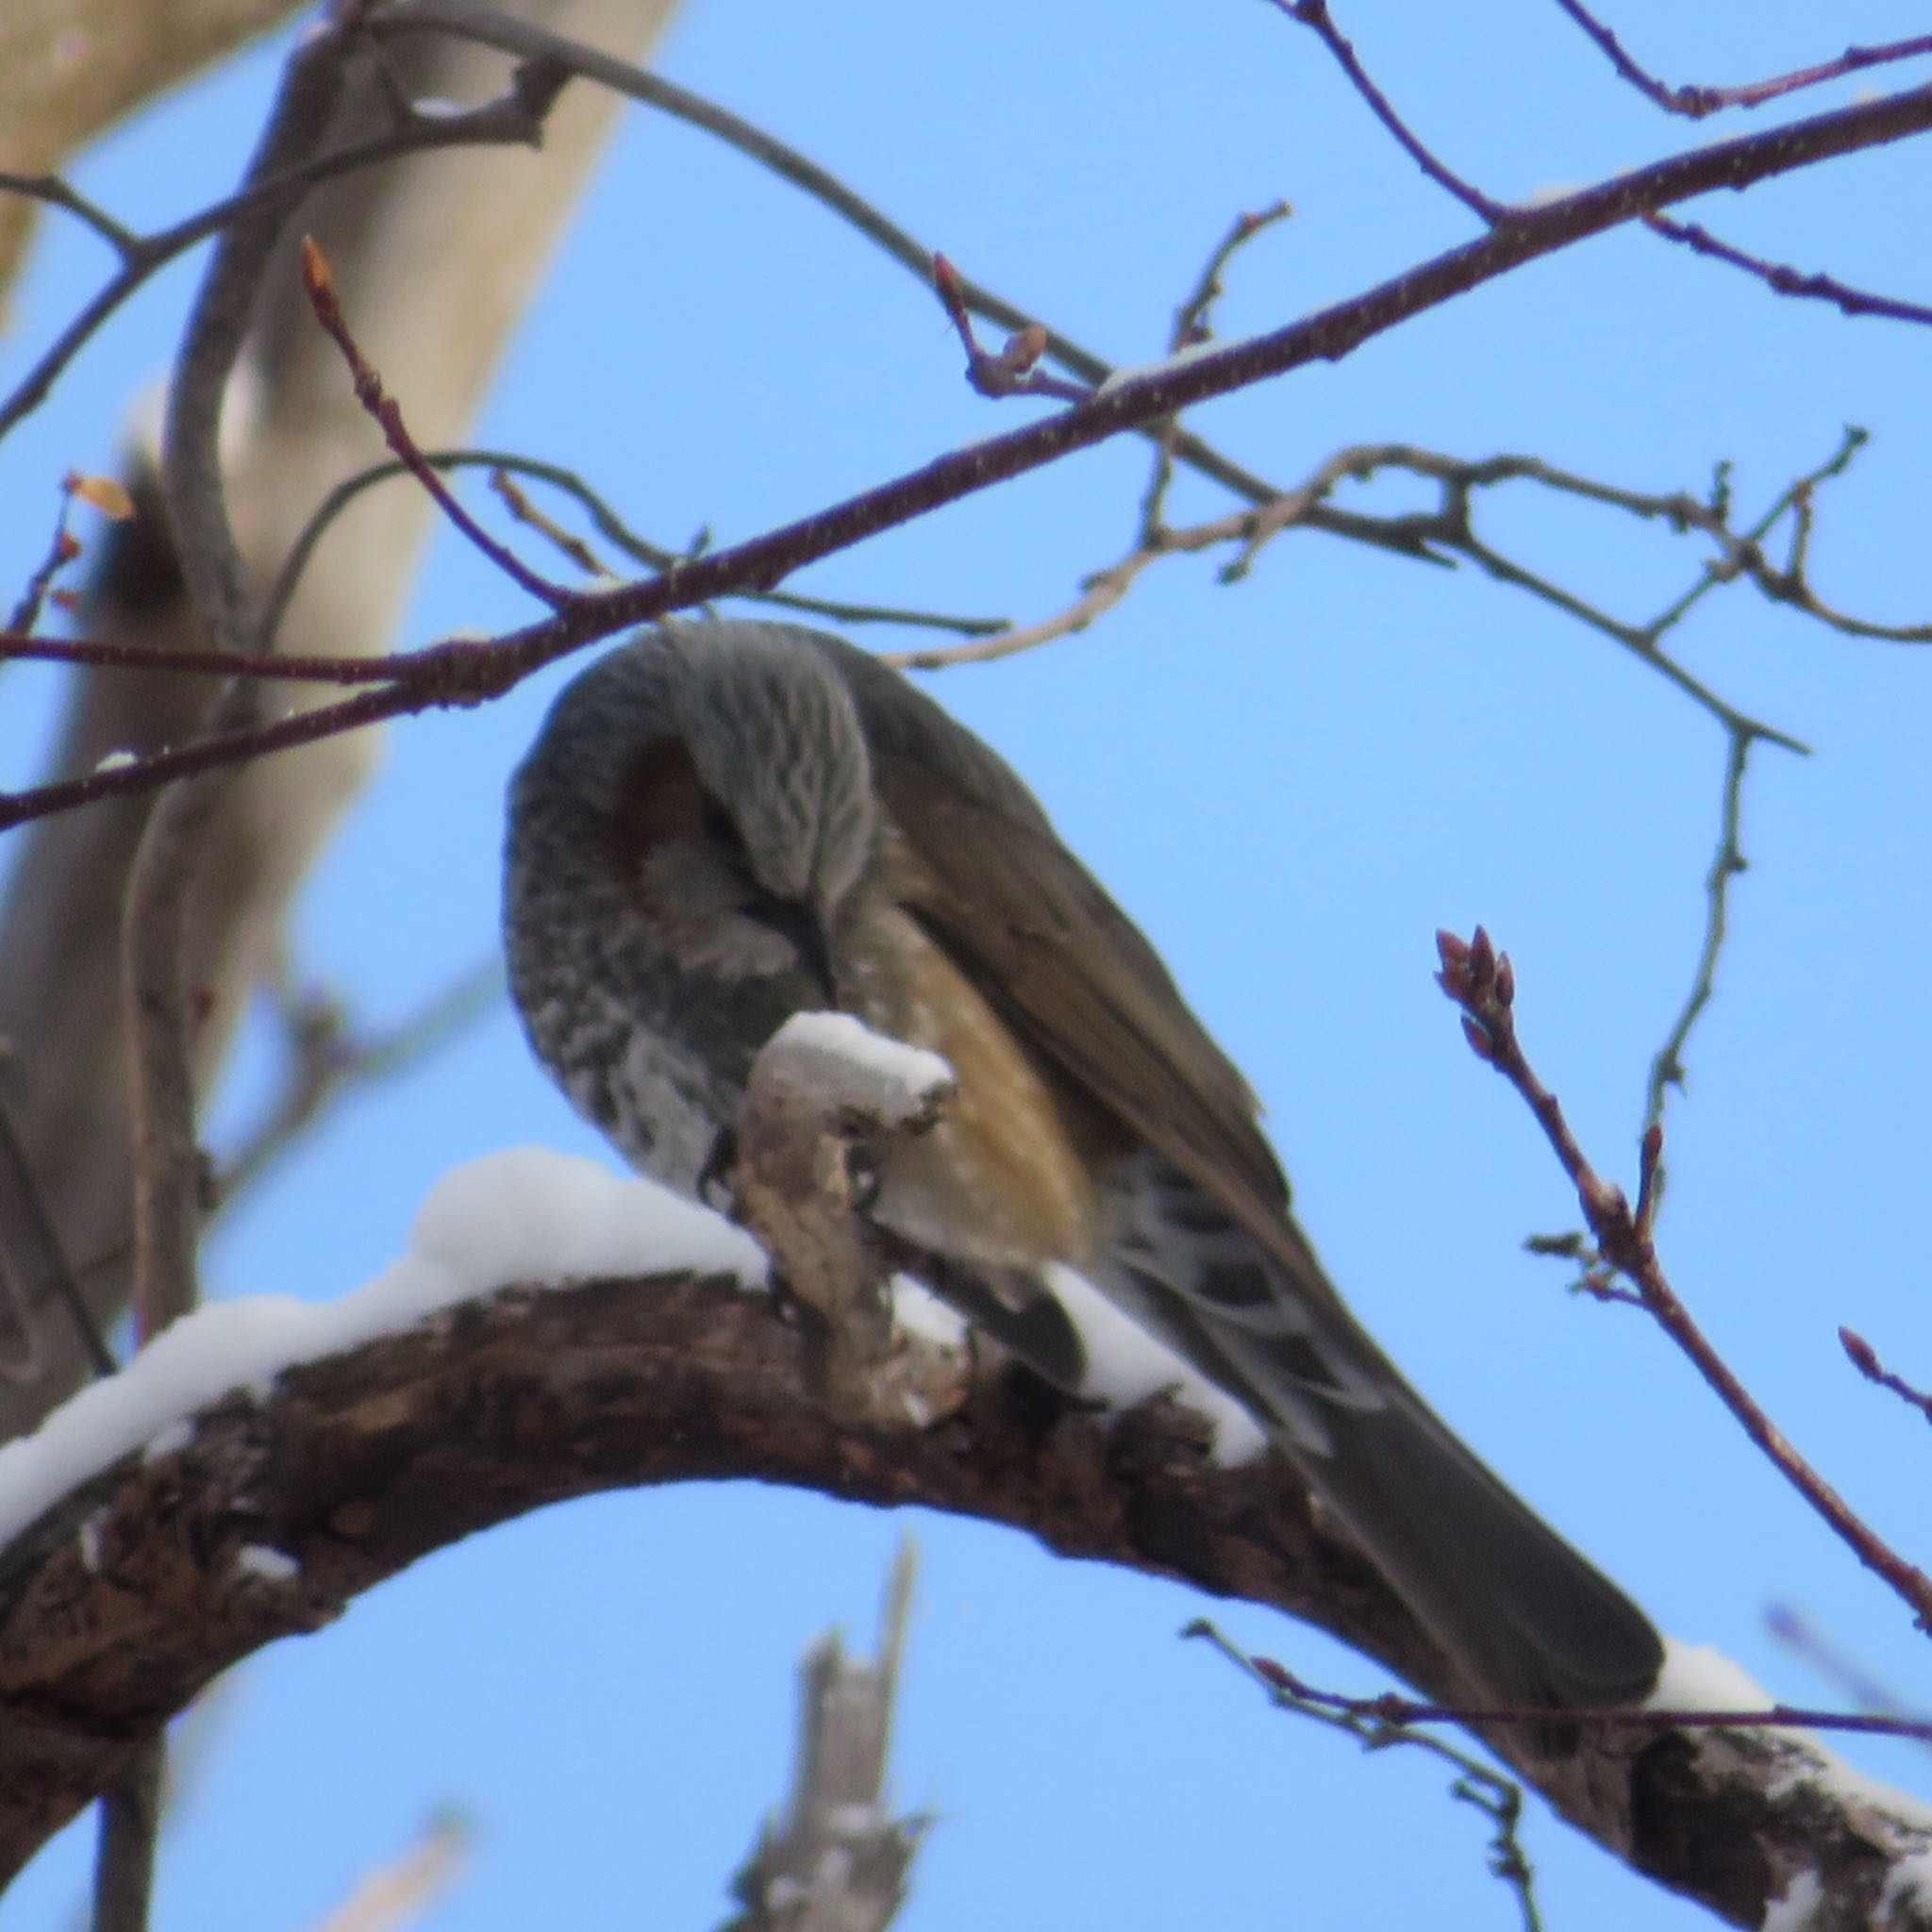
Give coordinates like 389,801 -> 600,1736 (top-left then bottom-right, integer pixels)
724,1540 -> 926,1932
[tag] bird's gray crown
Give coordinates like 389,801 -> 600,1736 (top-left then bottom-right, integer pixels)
654,620 -> 878,913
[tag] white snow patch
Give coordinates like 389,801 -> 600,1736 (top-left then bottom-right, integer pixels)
1647,1640 -> 1775,1716
1515,180 -> 1585,209
1760,1871 -> 1824,1932
409,1146 -> 763,1293
1042,1262 -> 1267,1465
234,1543 -> 300,1583
77,1509 -> 108,1574
93,749 -> 137,773
142,1418 -> 196,1463
825,1802 -> 884,1838
1651,1641 -> 1932,1843
0,1150 -> 762,1552
768,1012 -> 954,1120
1097,336 -> 1251,394
888,1275 -> 969,1352
410,96 -> 468,118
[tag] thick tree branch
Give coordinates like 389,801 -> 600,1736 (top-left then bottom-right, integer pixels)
0,1265 -> 1925,1924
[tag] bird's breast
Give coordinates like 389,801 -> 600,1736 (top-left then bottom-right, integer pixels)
839,903 -> 1100,1269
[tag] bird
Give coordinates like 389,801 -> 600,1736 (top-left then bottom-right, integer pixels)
502,616 -> 1662,1726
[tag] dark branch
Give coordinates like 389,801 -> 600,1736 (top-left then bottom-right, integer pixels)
0,1269 -> 1925,1924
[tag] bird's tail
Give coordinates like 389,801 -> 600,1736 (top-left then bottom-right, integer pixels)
1298,1368 -> 1661,1719
1100,1156 -> 1661,1731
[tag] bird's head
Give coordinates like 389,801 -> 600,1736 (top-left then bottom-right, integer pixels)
607,623 -> 879,994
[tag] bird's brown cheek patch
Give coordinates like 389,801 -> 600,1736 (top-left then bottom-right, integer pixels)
609,735 -> 706,867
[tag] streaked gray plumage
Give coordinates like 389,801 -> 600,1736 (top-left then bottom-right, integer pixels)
503,618 -> 1661,1729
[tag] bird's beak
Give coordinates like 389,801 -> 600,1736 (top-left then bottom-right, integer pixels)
759,897 -> 837,1004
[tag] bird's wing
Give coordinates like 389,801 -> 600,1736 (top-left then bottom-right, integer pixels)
824,639 -> 1344,1307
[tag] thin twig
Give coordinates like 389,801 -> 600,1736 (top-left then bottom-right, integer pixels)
124,22 -> 357,1357
1138,203 -> 1294,546
0,172 -> 142,254
1645,213 -> 1932,330
1436,926 -> 1932,1633
298,239 -> 570,609
1551,4 -> 1932,119
1644,731 -> 1751,1140
1767,1602 -> 1932,1740
889,437 -> 1859,758
932,256 -> 1090,405
212,962 -> 502,1206
6,491 -> 81,638
371,0 -> 1448,569
1189,1621 -> 1932,1744
3,84 -> 1930,834
1270,0 -> 1504,220
487,467 -> 607,576
1185,1621 -> 1544,1931
0,631 -> 407,683
0,1089 -> 118,1378
1840,1328 -> 1932,1430
0,63 -> 568,445
254,448 -> 1007,651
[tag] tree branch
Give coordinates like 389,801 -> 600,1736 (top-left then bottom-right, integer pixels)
7,72 -> 1930,839
0,1258 -> 1925,1924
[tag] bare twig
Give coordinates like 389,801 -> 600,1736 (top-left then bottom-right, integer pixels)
3,83 -> 1930,836
1137,203 -> 1294,545
1767,1603 -> 1932,1738
299,239 -> 570,609
1270,0 -> 1504,220
1185,1621 -> 1544,1931
1645,212 -> 1932,330
1840,1328 -> 1932,1430
886,437 -> 1864,758
212,963 -> 502,1207
486,466 -> 607,576
931,255 -> 1090,405
255,448 -> 1007,650
0,172 -> 142,254
0,62 -> 569,446
124,23 -> 358,1356
1436,926 -> 1932,1632
0,631 -> 408,684
0,1091 -> 117,1380
1188,1625 -> 1932,1746
1551,4 -> 1932,119
6,491 -> 81,639
366,0 -> 1455,567
1642,730 -> 1751,1141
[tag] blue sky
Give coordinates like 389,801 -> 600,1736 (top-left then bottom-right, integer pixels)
4,0 -> 1932,1925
